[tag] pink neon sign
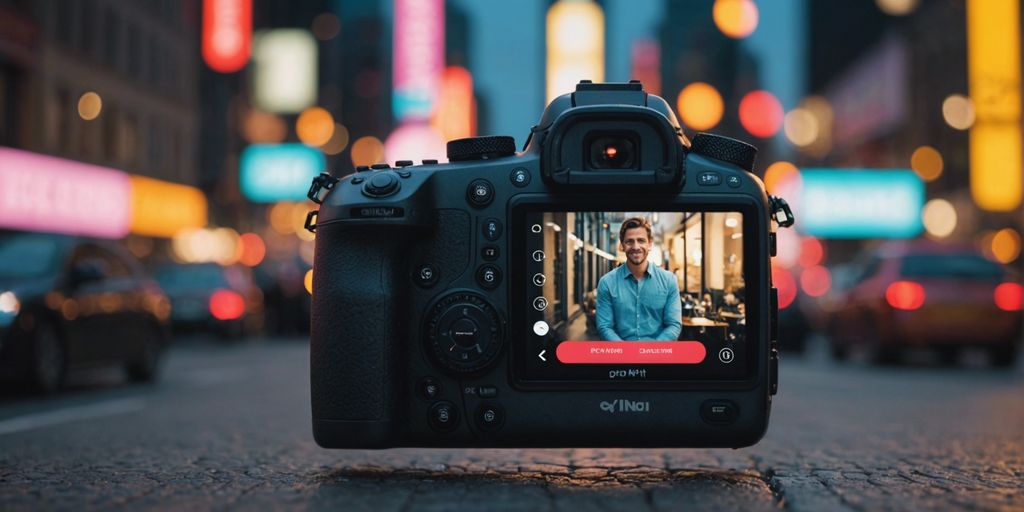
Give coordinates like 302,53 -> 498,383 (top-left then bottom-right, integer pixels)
393,0 -> 444,121
0,147 -> 132,238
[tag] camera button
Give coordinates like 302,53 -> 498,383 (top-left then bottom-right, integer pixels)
417,377 -> 441,400
478,386 -> 498,398
476,265 -> 501,289
476,403 -> 504,431
510,167 -> 531,187
718,347 -> 735,363
726,174 -> 741,188
481,246 -> 500,261
483,219 -> 503,241
697,171 -> 722,186
396,160 -> 414,167
351,176 -> 364,185
398,170 -> 412,178
414,264 -> 439,288
467,179 -> 495,207
362,172 -> 400,197
429,401 -> 460,432
422,159 -> 438,165
700,400 -> 739,425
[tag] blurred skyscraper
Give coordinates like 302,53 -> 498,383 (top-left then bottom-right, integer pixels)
0,0 -> 201,186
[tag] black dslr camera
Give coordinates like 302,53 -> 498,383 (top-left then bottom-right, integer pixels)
306,81 -> 794,448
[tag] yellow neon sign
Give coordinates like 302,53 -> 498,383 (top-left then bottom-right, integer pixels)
968,0 -> 1022,211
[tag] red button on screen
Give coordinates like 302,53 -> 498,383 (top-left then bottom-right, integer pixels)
555,341 -> 707,364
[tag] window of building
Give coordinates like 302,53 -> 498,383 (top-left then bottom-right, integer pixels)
103,7 -> 119,70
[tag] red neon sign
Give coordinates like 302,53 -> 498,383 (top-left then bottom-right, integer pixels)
202,0 -> 252,73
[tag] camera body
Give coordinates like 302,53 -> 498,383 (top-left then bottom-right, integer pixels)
308,82 -> 787,449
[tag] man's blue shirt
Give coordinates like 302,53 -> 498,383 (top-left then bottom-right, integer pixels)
595,262 -> 682,341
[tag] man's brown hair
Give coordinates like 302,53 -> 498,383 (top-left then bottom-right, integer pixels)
619,217 -> 652,242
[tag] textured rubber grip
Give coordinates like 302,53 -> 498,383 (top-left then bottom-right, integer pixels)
310,224 -> 405,422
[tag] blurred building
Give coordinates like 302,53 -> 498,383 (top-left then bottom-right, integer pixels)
805,1 -> 1020,248
657,0 -> 768,159
0,0 -> 201,186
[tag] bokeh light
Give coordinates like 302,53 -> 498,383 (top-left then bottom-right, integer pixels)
773,226 -> 801,268
242,109 -> 287,144
798,236 -> 825,268
296,107 -> 335,146
171,227 -> 241,265
320,123 -> 350,155
238,233 -> 267,267
991,228 -> 1021,263
713,0 -> 759,39
942,94 -> 975,130
876,0 -> 919,16
291,202 -> 316,241
350,136 -> 385,167
676,82 -> 724,131
739,90 -> 784,138
773,265 -> 797,309
269,201 -> 301,234
783,108 -> 819,146
763,161 -> 801,194
304,269 -> 314,294
800,265 -> 832,297
994,283 -> 1023,311
921,198 -> 957,238
798,95 -> 834,157
910,145 -> 943,182
77,92 -> 102,121
311,12 -> 340,41
384,123 -> 447,164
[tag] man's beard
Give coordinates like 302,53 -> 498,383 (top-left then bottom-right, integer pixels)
628,250 -> 646,264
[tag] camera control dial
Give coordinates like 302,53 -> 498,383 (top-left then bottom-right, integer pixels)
691,133 -> 757,172
447,136 -> 516,162
425,293 -> 503,374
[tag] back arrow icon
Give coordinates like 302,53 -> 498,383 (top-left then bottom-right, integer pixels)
538,350 -> 547,361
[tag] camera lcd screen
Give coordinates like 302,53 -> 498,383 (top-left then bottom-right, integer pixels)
518,210 -> 754,382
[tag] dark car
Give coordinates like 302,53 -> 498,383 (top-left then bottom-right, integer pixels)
0,233 -> 170,392
155,263 -> 264,339
825,240 -> 1022,367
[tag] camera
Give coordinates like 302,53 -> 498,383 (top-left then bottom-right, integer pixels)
305,81 -> 794,448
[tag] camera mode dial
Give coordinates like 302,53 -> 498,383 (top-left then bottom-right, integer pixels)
447,136 -> 516,162
691,133 -> 757,172
425,293 -> 503,374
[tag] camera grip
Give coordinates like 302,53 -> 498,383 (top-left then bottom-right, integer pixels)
310,223 -> 408,433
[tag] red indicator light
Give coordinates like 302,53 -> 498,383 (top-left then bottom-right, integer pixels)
555,341 -> 706,364
994,282 -> 1022,311
605,146 -> 618,158
886,281 -> 926,311
209,289 -> 245,320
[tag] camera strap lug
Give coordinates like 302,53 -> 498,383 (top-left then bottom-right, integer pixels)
307,172 -> 339,205
769,195 -> 795,228
304,210 -> 318,233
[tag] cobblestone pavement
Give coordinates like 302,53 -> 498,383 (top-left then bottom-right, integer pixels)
0,338 -> 1021,511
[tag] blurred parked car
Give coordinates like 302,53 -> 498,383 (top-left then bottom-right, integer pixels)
825,240 -> 1022,367
155,263 -> 264,339
0,233 -> 170,392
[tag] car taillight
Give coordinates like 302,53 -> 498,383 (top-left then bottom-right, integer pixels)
994,282 -> 1023,312
886,281 -> 925,310
210,289 -> 245,320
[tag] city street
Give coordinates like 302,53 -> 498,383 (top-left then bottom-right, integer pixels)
0,338 -> 1021,511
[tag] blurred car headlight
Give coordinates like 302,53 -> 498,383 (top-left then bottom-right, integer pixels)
0,291 -> 19,326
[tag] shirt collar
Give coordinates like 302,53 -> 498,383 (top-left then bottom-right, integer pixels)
620,262 -> 652,280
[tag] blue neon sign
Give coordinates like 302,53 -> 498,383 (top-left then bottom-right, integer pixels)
240,144 -> 326,202
798,169 -> 924,239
